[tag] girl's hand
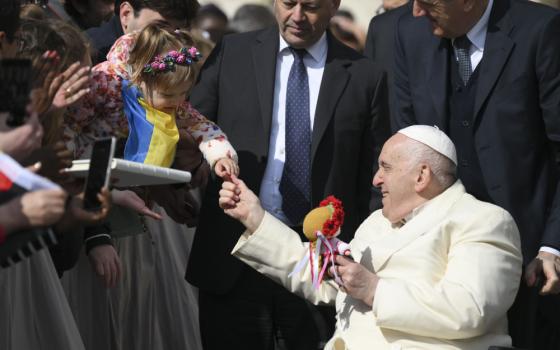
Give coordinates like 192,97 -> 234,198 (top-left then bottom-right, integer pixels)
214,157 -> 239,179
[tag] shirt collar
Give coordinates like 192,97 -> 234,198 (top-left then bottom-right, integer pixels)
391,202 -> 428,229
278,32 -> 328,63
465,0 -> 493,52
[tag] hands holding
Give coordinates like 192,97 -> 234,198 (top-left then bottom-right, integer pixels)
329,255 -> 379,307
214,157 -> 240,180
219,175 -> 264,233
525,251 -> 560,295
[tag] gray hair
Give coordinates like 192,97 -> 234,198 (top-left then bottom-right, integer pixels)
404,139 -> 457,189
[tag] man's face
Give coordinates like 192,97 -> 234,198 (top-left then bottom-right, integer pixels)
372,134 -> 418,223
121,3 -> 185,34
274,0 -> 340,49
124,8 -> 165,33
412,0 -> 468,38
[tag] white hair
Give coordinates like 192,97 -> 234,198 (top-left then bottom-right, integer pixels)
404,138 -> 457,189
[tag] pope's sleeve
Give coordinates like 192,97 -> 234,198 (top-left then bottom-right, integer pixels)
371,208 -> 522,339
232,211 -> 338,305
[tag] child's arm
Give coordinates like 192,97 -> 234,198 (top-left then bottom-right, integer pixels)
179,102 -> 239,177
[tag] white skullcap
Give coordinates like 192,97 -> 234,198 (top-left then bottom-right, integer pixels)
397,125 -> 457,165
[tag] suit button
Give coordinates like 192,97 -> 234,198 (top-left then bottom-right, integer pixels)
462,120 -> 470,127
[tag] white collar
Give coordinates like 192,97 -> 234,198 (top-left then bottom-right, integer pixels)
278,32 -> 328,63
465,0 -> 493,52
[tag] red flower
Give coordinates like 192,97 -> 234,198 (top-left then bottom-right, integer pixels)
319,195 -> 345,237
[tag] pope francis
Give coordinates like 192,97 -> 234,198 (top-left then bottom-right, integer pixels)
218,125 -> 522,350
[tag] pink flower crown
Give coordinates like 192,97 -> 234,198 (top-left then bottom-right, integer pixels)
143,47 -> 202,74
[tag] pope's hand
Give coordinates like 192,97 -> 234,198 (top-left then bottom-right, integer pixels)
331,255 -> 379,307
219,175 -> 264,233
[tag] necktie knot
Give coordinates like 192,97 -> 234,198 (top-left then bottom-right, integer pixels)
289,47 -> 307,62
453,35 -> 471,50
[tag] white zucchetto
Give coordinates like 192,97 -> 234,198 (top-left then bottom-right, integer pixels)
398,125 -> 458,165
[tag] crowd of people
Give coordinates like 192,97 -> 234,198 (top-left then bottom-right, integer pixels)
1,0 -> 559,349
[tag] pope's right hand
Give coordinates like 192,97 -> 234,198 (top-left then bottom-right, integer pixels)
219,175 -> 264,233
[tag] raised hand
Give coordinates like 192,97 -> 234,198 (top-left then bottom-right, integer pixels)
51,62 -> 91,111
219,175 -> 264,232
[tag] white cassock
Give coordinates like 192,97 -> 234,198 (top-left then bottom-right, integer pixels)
232,181 -> 522,350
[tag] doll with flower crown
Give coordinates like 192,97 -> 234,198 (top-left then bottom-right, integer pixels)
289,195 -> 351,288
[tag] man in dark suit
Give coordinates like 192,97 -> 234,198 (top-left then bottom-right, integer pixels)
392,0 -> 560,347
187,0 -> 389,349
365,2 -> 410,129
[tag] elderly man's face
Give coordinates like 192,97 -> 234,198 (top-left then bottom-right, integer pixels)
274,0 -> 340,49
412,0 -> 468,38
372,134 -> 418,223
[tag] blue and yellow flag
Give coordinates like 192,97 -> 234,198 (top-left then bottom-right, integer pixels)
121,79 -> 179,168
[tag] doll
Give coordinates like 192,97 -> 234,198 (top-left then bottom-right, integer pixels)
289,195 -> 350,288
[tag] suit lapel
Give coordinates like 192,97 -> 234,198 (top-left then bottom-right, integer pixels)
311,35 -> 350,161
474,0 -> 514,122
371,182 -> 466,271
426,37 -> 450,130
252,28 -> 279,140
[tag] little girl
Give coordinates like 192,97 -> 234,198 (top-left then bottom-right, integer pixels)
65,20 -> 238,182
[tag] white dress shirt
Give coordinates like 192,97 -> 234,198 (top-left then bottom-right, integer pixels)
259,33 -> 328,225
452,0 -> 493,71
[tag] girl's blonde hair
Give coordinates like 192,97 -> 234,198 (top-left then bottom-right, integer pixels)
128,20 -> 200,101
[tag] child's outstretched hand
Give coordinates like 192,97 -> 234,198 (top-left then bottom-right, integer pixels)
214,157 -> 239,180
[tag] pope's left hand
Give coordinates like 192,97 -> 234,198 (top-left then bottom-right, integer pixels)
330,255 -> 379,306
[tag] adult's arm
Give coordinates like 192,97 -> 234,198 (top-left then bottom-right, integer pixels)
232,211 -> 339,305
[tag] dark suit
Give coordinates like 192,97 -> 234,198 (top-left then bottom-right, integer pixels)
187,27 -> 389,349
365,3 -> 410,127
393,0 -> 560,347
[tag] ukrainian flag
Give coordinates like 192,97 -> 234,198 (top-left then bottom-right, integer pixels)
121,80 -> 179,168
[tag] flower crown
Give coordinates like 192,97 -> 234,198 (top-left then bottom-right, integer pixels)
318,195 -> 345,237
143,47 -> 202,74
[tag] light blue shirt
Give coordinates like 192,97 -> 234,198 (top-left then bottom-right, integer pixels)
259,33 -> 328,224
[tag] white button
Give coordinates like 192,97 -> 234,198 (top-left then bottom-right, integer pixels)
275,178 -> 281,184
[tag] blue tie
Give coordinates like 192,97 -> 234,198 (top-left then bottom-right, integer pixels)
280,47 -> 312,225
